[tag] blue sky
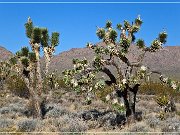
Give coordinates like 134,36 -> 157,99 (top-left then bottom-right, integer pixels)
0,2 -> 180,55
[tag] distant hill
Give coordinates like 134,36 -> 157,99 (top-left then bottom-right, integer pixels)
1,43 -> 180,80
0,46 -> 13,61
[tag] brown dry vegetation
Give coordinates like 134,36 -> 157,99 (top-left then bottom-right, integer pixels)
1,78 -> 180,134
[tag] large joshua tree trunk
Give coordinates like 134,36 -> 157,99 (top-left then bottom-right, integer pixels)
102,67 -> 139,123
34,43 -> 43,96
23,65 -> 42,118
123,84 -> 140,124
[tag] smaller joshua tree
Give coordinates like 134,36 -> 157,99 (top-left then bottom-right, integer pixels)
11,18 -> 60,118
25,17 -> 59,94
63,15 -> 180,124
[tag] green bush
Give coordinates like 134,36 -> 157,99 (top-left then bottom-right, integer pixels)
6,74 -> 29,98
139,82 -> 180,102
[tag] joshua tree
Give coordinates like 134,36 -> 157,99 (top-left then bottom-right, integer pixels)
25,17 -> 59,95
63,16 -> 180,124
12,18 -> 59,118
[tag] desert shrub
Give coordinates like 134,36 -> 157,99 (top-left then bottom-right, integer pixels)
0,101 -> 26,116
6,74 -> 29,98
44,104 -> 69,118
140,82 -> 180,102
34,119 -> 58,132
140,82 -> 170,95
161,117 -> 180,132
146,114 -> 160,129
86,120 -> 100,129
17,119 -> 37,132
0,107 -> 10,114
0,119 -> 14,129
139,82 -> 180,96
129,122 -> 151,132
8,102 -> 26,113
55,114 -> 88,132
96,85 -> 113,101
57,78 -> 68,89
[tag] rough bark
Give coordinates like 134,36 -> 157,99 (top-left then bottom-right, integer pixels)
43,47 -> 51,75
34,43 -> 43,96
23,67 -> 42,118
101,67 -> 116,85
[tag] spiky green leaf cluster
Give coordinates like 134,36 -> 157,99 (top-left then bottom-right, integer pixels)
124,20 -> 131,29
150,31 -> 168,52
156,95 -> 169,107
109,29 -> 118,42
135,16 -> 143,27
96,28 -> 105,40
21,47 -> 29,57
158,31 -> 167,44
150,39 -> 162,52
132,25 -> 140,33
21,57 -> 29,67
15,47 -> 37,67
41,28 -> 49,47
9,57 -> 17,65
28,52 -> 36,62
51,32 -> 59,47
119,38 -> 131,53
93,55 -> 104,70
136,39 -> 145,49
105,21 -> 112,29
31,27 -> 42,44
25,17 -> 59,48
116,24 -> 122,30
25,17 -> 33,38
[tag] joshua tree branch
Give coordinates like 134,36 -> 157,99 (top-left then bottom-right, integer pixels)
101,66 -> 116,85
104,57 -> 124,81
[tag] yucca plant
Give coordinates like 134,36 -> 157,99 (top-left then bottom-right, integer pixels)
11,17 -> 60,118
63,15 -> 180,124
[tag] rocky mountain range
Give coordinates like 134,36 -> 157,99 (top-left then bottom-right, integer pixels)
1,43 -> 180,79
0,46 -> 13,61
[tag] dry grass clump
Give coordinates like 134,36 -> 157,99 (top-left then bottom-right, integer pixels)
17,118 -> 37,132
0,98 -> 28,119
145,113 -> 160,129
128,122 -> 152,132
55,114 -> 88,132
35,115 -> 88,132
160,117 -> 180,132
0,119 -> 14,129
44,103 -> 70,119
